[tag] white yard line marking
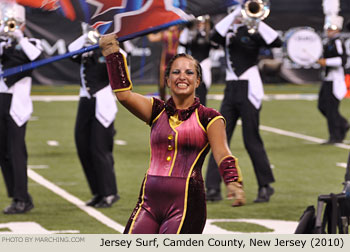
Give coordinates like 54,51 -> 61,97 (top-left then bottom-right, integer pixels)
259,125 -> 350,150
31,96 -> 79,102
336,162 -> 347,168
27,169 -> 125,233
47,140 -> 60,146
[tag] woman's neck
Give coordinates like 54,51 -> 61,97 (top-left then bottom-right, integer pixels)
172,95 -> 195,110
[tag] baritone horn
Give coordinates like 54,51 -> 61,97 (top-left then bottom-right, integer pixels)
241,0 -> 270,34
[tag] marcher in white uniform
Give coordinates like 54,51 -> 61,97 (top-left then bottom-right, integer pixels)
317,15 -> 349,144
68,24 -> 119,208
205,5 -> 282,203
0,2 -> 42,214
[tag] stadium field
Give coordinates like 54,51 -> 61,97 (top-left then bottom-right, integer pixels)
0,83 -> 349,234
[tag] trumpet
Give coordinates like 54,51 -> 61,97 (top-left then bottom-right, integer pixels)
241,0 -> 270,34
3,18 -> 19,33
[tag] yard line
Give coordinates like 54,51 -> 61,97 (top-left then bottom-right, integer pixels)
27,169 -> 125,233
259,125 -> 350,150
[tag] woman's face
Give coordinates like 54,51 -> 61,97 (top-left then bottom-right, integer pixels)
167,57 -> 200,98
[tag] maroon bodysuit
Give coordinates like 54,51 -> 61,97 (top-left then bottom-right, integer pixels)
123,97 -> 224,234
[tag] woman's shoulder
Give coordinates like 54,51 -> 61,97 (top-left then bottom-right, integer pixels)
197,105 -> 223,130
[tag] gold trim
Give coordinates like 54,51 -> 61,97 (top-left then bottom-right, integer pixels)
195,109 -> 206,133
113,86 -> 132,93
128,174 -> 148,233
167,122 -> 178,176
152,108 -> 165,125
112,53 -> 133,92
176,143 -> 209,234
234,156 -> 243,183
218,155 -> 234,166
218,155 -> 243,183
206,115 -> 225,131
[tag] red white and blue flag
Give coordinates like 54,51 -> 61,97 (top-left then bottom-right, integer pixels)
61,0 -> 193,40
1,0 -> 239,78
16,0 -> 240,40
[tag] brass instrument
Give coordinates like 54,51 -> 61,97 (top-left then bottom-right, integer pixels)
3,18 -> 19,33
0,1 -> 25,36
241,0 -> 270,34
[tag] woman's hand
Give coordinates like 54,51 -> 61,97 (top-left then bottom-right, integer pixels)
226,182 -> 246,207
99,34 -> 120,57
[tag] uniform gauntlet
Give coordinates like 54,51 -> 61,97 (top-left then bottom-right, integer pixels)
100,35 -> 132,92
218,155 -> 241,184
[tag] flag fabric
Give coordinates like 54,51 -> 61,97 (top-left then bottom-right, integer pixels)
58,0 -> 194,40
15,0 -> 240,40
1,0 -> 240,78
16,0 -> 60,10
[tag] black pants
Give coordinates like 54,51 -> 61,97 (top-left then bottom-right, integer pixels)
205,80 -> 275,191
0,93 -> 31,202
75,97 -> 118,196
196,82 -> 208,106
318,81 -> 349,142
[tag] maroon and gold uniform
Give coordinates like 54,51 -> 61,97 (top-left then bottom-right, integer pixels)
104,51 -> 243,234
124,97 -> 224,234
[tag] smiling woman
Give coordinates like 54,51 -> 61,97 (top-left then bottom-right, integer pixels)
164,54 -> 201,103
99,33 -> 246,234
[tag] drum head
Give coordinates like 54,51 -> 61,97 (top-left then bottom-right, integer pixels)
286,28 -> 323,66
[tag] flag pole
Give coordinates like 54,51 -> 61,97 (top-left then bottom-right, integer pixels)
0,43 -> 99,78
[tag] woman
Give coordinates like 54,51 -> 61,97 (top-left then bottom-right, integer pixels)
99,34 -> 245,234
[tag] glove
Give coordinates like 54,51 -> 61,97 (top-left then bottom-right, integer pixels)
226,182 -> 246,207
12,29 -> 24,42
99,34 -> 120,57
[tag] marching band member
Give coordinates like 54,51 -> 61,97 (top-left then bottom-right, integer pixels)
148,26 -> 181,101
178,16 -> 215,105
317,15 -> 349,144
205,4 -> 282,203
0,2 -> 42,214
68,23 -> 120,208
99,33 -> 245,233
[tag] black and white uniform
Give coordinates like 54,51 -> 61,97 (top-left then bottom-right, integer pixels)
205,9 -> 282,192
178,25 -> 215,105
318,35 -> 348,142
0,35 -> 42,203
68,38 -> 119,198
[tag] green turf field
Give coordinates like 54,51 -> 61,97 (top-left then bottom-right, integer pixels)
0,83 -> 349,234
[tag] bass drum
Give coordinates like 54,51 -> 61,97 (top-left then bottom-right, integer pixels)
285,27 -> 323,66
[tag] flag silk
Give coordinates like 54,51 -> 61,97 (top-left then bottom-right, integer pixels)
58,0 -> 194,40
16,0 -> 240,40
16,0 -> 59,10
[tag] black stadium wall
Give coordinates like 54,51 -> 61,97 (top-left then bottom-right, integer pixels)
22,0 -> 350,85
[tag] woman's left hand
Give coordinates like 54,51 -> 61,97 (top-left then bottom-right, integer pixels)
226,182 -> 246,207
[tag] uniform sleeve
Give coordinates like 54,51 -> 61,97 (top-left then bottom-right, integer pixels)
198,105 -> 225,131
20,37 -> 42,61
257,22 -> 282,48
325,39 -> 347,67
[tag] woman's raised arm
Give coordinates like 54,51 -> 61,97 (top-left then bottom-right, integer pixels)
99,34 -> 153,124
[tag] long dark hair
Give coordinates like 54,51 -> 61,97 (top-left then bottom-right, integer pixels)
164,53 -> 202,83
